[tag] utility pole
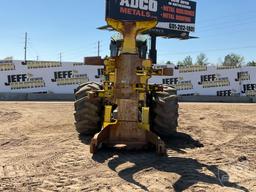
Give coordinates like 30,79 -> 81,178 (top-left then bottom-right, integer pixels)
24,32 -> 28,64
97,41 -> 100,57
59,52 -> 62,64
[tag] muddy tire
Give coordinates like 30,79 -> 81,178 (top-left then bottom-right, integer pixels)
151,85 -> 179,138
74,82 -> 103,135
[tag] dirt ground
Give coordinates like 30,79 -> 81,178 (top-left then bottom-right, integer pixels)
0,102 -> 255,192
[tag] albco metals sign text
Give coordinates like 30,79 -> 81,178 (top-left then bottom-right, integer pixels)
106,0 -> 196,34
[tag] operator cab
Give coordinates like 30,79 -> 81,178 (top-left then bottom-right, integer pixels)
110,34 -> 148,59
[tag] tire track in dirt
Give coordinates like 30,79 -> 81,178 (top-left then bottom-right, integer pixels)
0,111 -> 22,122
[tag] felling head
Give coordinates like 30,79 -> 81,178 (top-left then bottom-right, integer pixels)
106,18 -> 157,54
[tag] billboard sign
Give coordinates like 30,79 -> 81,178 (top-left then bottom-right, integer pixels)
106,0 -> 197,36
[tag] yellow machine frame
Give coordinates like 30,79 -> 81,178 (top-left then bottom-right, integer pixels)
90,18 -> 168,155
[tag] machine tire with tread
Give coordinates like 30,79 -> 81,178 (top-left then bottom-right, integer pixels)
151,85 -> 179,138
74,82 -> 103,135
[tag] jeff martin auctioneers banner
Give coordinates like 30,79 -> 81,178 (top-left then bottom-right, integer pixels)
0,59 -> 255,97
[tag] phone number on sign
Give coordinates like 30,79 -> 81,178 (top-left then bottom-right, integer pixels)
169,23 -> 195,32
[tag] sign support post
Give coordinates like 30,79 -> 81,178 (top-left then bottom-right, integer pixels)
149,35 -> 157,64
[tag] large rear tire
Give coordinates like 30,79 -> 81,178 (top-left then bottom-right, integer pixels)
151,85 -> 179,138
74,82 -> 103,135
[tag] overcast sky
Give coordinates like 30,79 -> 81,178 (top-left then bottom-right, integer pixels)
0,0 -> 255,64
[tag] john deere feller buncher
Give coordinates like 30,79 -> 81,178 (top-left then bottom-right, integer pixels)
74,0 -> 196,155
74,18 -> 178,155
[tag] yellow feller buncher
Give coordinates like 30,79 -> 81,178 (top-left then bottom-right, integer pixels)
74,19 -> 178,155
74,0 -> 196,155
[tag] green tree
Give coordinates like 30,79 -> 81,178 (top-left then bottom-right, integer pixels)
183,56 -> 193,66
166,61 -> 172,64
223,53 -> 244,67
196,53 -> 208,66
247,61 -> 256,66
177,61 -> 184,66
